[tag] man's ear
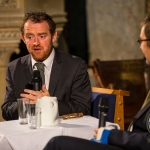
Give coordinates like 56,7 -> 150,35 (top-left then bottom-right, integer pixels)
20,34 -> 26,44
52,31 -> 57,43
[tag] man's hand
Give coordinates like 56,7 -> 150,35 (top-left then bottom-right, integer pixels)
94,126 -> 116,140
91,126 -> 117,144
93,128 -> 99,139
20,84 -> 50,104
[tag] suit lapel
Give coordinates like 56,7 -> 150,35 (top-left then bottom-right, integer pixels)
23,51 -> 63,95
133,101 -> 150,124
23,55 -> 33,83
49,49 -> 62,95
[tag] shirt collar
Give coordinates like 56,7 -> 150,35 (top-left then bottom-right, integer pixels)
31,48 -> 55,70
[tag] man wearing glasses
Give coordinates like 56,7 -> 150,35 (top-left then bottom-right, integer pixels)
44,14 -> 150,150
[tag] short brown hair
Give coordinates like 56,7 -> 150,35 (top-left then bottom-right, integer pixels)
20,11 -> 56,35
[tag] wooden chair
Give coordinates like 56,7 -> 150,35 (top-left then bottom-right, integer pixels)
89,58 -> 147,129
92,87 -> 130,130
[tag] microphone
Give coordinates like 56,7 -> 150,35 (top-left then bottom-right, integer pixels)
98,97 -> 109,127
31,70 -> 42,91
25,83 -> 33,90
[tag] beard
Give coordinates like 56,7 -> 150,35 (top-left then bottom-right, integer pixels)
30,47 -> 52,62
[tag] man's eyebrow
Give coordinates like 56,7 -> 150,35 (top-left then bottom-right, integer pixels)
38,33 -> 47,35
25,33 -> 34,35
25,33 -> 47,36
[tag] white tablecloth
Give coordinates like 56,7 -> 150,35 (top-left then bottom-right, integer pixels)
0,116 -> 99,150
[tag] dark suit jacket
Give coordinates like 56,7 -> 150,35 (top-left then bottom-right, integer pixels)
108,101 -> 150,150
1,49 -> 91,121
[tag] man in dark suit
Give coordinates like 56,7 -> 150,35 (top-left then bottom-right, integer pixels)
43,14 -> 150,150
1,11 -> 91,121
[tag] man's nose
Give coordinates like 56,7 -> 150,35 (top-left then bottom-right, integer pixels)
33,37 -> 40,46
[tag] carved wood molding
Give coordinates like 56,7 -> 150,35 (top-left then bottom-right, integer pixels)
0,16 -> 23,28
0,28 -> 20,41
0,0 -> 24,12
0,0 -> 23,66
0,0 -> 24,27
0,0 -> 17,9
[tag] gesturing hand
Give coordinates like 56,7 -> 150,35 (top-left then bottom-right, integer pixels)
20,84 -> 50,104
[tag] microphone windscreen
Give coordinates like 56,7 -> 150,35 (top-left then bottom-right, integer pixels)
99,98 -> 109,113
32,70 -> 41,78
32,70 -> 42,91
25,83 -> 33,90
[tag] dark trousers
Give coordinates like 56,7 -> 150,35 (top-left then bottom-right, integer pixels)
44,136 -> 125,150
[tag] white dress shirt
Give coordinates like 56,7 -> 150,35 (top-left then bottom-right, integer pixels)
31,48 -> 55,90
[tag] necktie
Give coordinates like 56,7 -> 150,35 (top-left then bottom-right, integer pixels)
34,63 -> 45,85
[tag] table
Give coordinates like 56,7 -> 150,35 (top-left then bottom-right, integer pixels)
0,116 -> 99,150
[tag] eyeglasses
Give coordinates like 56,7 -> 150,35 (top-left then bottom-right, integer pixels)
137,39 -> 150,44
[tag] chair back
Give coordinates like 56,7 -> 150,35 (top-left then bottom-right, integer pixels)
92,87 -> 130,130
91,92 -> 116,123
89,59 -> 146,129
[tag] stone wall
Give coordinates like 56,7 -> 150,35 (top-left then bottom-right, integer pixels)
86,0 -> 145,61
0,0 -> 24,121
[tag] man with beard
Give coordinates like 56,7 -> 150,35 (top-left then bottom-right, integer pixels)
1,11 -> 91,121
